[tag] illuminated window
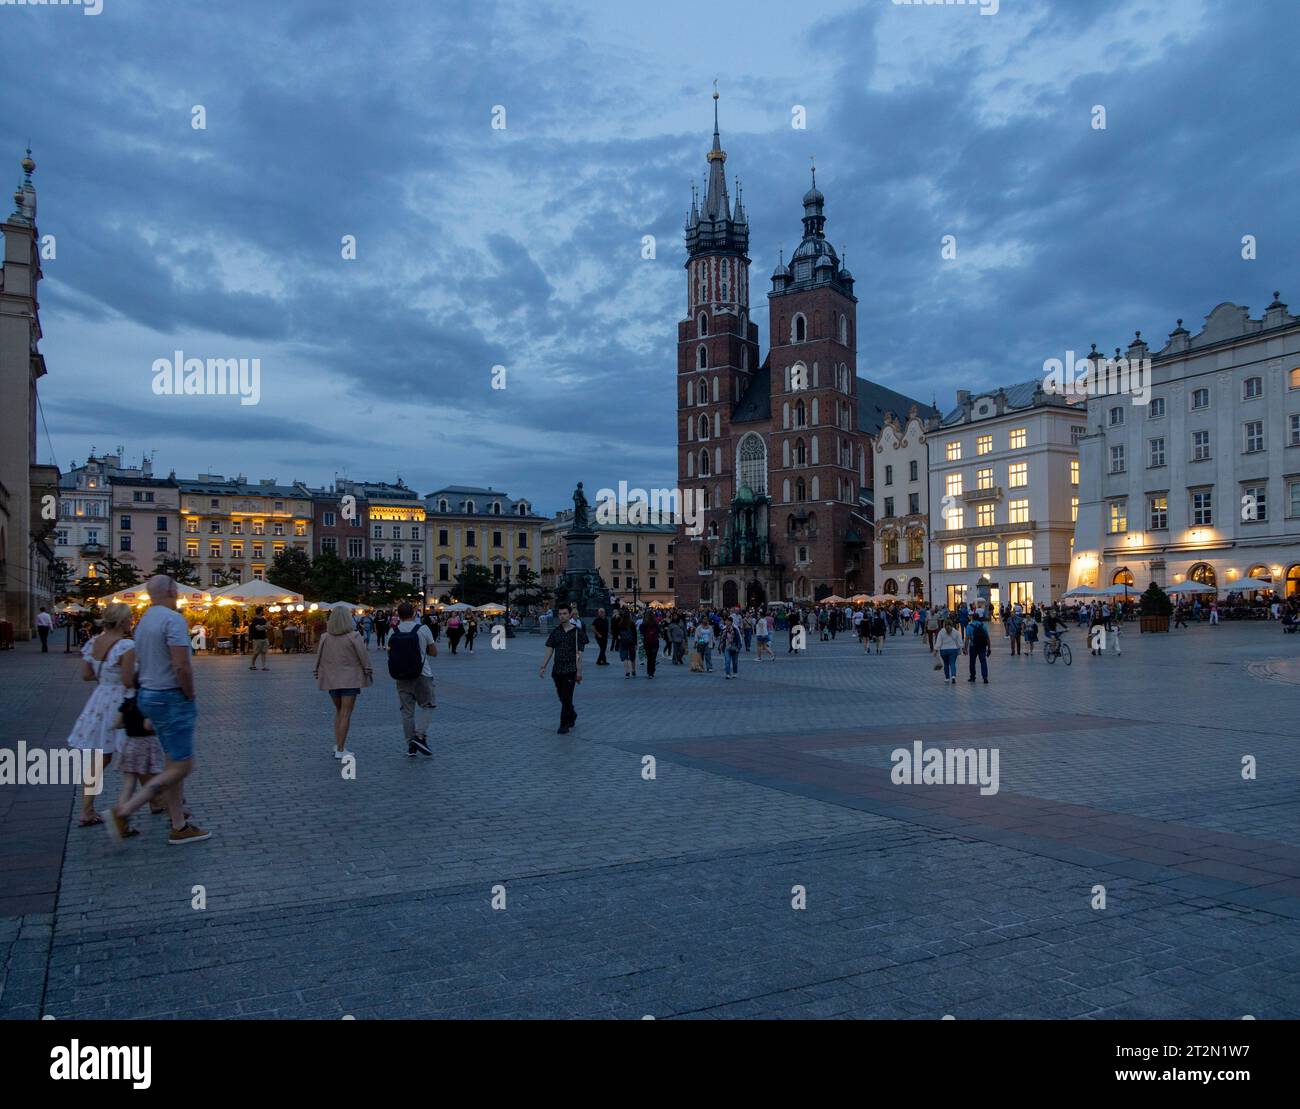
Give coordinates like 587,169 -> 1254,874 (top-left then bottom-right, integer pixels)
945,473 -> 963,497
946,441 -> 961,461
1007,538 -> 1033,566
1008,498 -> 1029,524
976,503 -> 995,527
975,541 -> 999,568
945,544 -> 967,570
1070,459 -> 1080,485
1108,501 -> 1127,534
1008,427 -> 1027,449
1008,462 -> 1028,488
976,435 -> 992,455
977,468 -> 993,490
1071,496 -> 1079,523
1149,495 -> 1167,530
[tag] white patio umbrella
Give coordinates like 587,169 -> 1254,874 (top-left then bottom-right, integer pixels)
1063,585 -> 1105,598
1168,581 -> 1216,595
208,579 -> 305,605
1099,582 -> 1137,597
442,602 -> 473,612
476,602 -> 506,614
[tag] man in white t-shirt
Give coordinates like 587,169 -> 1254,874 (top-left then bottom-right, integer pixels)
35,607 -> 54,652
107,575 -> 209,845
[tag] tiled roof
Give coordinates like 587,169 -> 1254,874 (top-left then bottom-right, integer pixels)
857,379 -> 939,437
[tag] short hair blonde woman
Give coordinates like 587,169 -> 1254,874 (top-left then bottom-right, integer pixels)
326,605 -> 354,637
314,606 -> 373,759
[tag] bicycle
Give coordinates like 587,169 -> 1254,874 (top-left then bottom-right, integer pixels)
1043,632 -> 1072,666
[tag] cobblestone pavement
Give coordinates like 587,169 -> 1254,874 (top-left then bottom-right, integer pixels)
1,621 -> 1298,1019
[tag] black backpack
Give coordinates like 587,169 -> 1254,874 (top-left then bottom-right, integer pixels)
387,626 -> 424,680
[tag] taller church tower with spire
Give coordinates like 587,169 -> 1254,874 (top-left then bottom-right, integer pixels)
674,96 -> 877,610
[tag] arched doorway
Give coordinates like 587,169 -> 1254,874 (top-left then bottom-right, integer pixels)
722,579 -> 739,610
1112,567 -> 1134,586
746,579 -> 766,608
1189,562 -> 1217,592
1287,564 -> 1300,598
882,578 -> 898,595
814,583 -> 832,602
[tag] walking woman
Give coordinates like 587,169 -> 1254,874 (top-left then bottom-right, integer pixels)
936,618 -> 962,684
465,615 -> 478,653
314,604 -> 374,760
67,602 -> 135,826
640,610 -> 660,678
722,620 -> 742,679
616,610 -> 638,677
446,613 -> 463,654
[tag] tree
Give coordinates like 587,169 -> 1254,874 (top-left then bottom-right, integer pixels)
269,548 -> 314,597
153,556 -> 200,585
1140,582 -> 1172,618
357,558 -> 416,605
79,554 -> 141,600
454,563 -> 498,606
311,550 -> 359,602
210,566 -> 242,589
511,566 -> 548,608
50,558 -> 76,601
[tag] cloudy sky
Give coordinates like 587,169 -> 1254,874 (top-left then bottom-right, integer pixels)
7,0 -> 1297,513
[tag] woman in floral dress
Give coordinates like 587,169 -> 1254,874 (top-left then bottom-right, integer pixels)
66,603 -> 134,826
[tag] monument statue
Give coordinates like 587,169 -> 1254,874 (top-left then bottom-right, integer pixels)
572,481 -> 591,532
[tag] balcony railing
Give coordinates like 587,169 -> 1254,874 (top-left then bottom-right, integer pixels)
936,521 -> 1036,540
961,486 -> 1003,503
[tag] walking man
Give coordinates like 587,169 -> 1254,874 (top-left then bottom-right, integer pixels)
248,606 -> 270,671
539,604 -> 585,734
593,607 -> 610,666
388,601 -> 436,756
966,611 -> 991,684
106,575 -> 209,845
35,606 -> 53,652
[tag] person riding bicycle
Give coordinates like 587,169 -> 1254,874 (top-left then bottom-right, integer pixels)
1043,608 -> 1066,646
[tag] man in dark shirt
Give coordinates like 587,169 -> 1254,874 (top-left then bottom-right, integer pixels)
592,607 -> 610,666
540,604 -> 586,734
248,607 -> 270,671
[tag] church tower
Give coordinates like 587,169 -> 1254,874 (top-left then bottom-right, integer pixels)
675,90 -> 760,607
766,167 -> 868,600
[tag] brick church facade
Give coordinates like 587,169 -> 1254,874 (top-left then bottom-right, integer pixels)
675,96 -> 894,609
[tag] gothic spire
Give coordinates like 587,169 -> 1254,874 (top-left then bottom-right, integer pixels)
704,81 -> 730,220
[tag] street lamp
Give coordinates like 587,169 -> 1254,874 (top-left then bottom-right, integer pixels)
628,575 -> 640,609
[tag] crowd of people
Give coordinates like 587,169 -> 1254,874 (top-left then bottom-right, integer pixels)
48,575 -> 1300,845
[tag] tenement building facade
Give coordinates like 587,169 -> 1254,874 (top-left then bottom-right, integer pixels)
929,381 -> 1086,611
178,475 -> 313,587
1070,297 -> 1300,599
673,96 -> 927,609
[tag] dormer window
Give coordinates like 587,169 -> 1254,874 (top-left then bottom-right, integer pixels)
438,499 -> 448,512
465,500 -> 476,514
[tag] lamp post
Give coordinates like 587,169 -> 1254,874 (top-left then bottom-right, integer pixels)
497,567 -> 516,637
629,575 -> 640,609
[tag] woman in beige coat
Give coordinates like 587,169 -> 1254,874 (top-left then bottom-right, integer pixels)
314,606 -> 373,760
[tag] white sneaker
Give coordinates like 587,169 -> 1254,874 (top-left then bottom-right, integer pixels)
334,749 -> 353,760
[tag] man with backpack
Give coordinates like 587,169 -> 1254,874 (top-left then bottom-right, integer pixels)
539,603 -> 586,734
387,601 -> 436,756
965,611 -> 991,684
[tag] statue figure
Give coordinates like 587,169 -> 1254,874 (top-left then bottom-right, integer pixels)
572,481 -> 590,532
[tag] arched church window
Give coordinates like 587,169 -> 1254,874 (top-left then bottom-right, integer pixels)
738,433 -> 767,495
795,438 -> 806,467
698,414 -> 709,440
698,313 -> 708,336
699,449 -> 711,477
796,477 -> 806,501
794,314 -> 807,343
697,346 -> 708,370
795,400 -> 806,428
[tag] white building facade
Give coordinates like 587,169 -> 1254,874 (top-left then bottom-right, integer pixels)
929,381 -> 1085,611
872,408 -> 931,601
1070,297 -> 1300,600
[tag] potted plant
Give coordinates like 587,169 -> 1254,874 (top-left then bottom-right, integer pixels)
1139,582 -> 1172,633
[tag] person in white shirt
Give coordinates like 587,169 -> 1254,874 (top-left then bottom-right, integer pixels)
35,607 -> 54,652
936,619 -> 963,684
